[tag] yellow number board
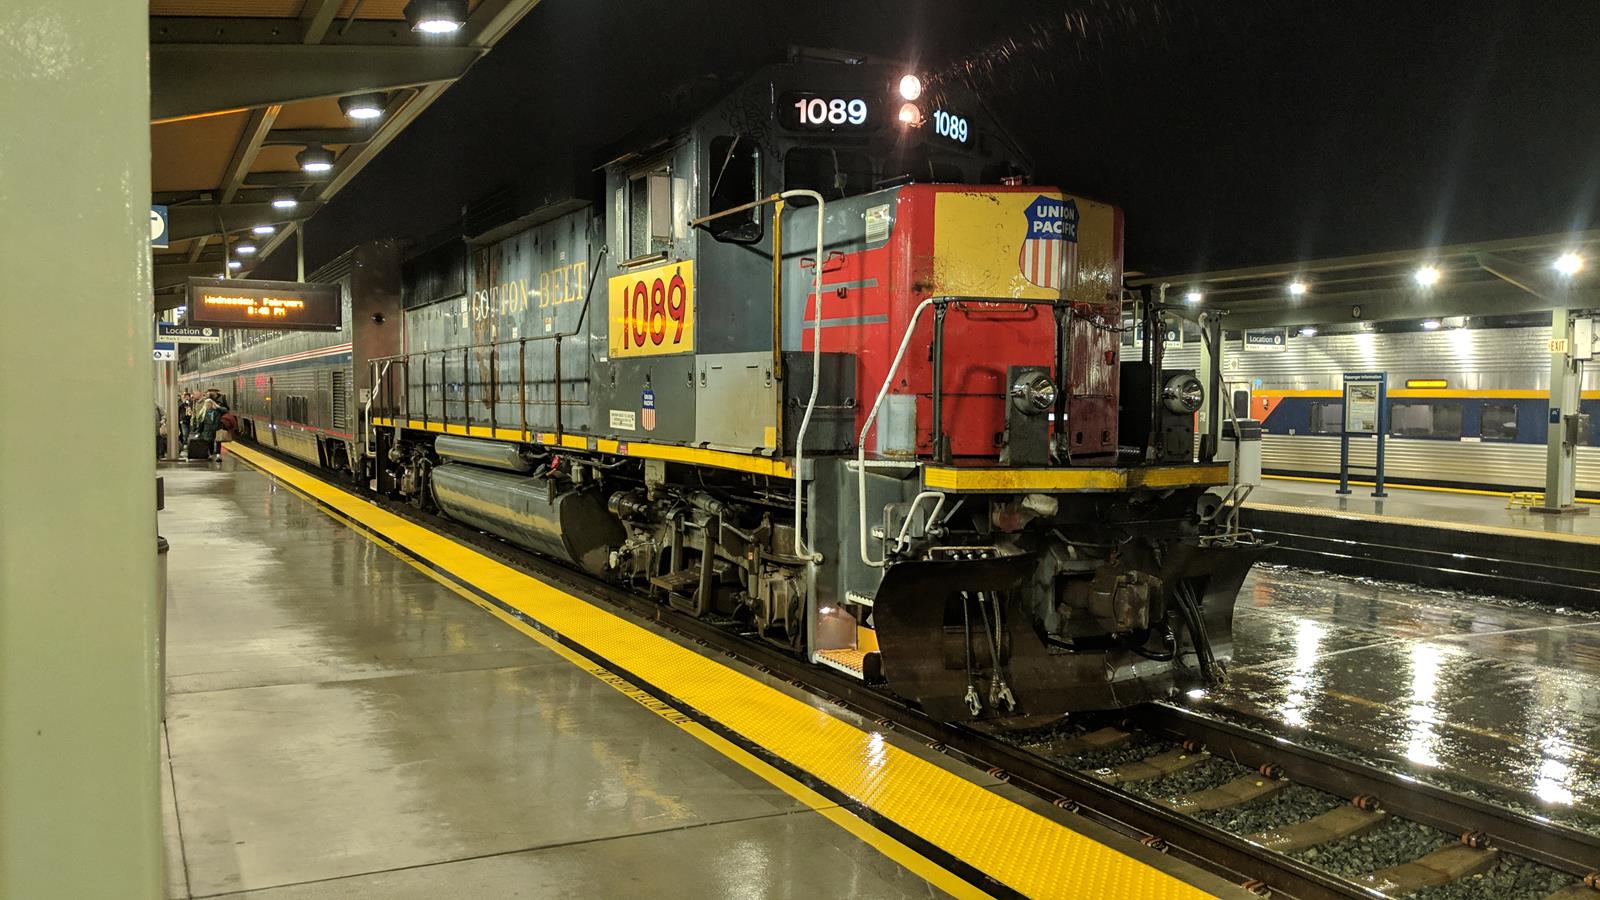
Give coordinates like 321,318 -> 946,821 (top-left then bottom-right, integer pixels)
608,260 -> 696,358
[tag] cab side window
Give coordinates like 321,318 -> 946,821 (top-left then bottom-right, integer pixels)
706,136 -> 761,242
626,161 -> 672,261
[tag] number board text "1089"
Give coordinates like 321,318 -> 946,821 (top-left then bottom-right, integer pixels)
607,260 -> 697,359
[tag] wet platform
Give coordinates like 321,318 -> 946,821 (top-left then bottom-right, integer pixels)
1241,479 -> 1600,606
1190,563 -> 1600,833
158,451 -> 1238,899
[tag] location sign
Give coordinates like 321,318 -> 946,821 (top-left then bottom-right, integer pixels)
186,277 -> 342,332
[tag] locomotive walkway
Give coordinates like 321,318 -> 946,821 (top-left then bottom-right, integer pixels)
155,448 -> 1239,899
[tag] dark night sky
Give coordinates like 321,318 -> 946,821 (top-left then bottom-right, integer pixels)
268,0 -> 1600,280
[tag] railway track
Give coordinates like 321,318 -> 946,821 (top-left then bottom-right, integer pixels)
231,446 -> 1600,900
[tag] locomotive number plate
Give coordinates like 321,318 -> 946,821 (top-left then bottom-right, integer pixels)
608,260 -> 696,358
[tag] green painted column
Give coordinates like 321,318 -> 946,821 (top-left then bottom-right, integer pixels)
0,2 -> 163,898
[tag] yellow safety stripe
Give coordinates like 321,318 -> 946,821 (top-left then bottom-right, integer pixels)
372,417 -> 793,479
924,464 -> 1229,493
227,442 -> 1216,900
1261,473 -> 1600,505
1254,388 -> 1600,400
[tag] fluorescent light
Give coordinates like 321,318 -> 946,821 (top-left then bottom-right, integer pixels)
234,242 -> 256,256
1185,290 -> 1203,303
1299,326 -> 1318,337
227,259 -> 242,270
1555,252 -> 1584,276
252,224 -> 276,236
898,74 -> 923,101
1288,280 -> 1309,296
1421,319 -> 1441,330
1414,265 -> 1441,287
272,194 -> 298,210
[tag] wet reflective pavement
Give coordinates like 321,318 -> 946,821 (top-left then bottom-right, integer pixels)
1192,564 -> 1600,830
157,461 -> 945,899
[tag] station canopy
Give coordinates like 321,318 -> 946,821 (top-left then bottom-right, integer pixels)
1130,230 -> 1600,330
150,0 -> 542,309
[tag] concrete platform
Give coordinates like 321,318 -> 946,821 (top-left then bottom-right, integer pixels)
156,463 -> 942,899
1249,477 -> 1600,540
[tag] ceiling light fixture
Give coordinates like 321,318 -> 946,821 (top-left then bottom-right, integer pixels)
234,242 -> 257,256
272,193 -> 299,210
1185,290 -> 1203,303
1288,280 -> 1309,296
252,224 -> 276,236
1421,319 -> 1441,330
404,0 -> 467,34
338,92 -> 387,121
1554,252 -> 1585,276
1414,265 -> 1441,287
297,143 -> 334,173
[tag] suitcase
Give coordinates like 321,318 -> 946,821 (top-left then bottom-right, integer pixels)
187,437 -> 212,460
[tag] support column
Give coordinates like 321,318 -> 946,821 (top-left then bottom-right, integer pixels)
1538,307 -> 1585,514
0,1 -> 163,897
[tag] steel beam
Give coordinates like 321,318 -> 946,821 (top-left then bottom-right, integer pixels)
150,43 -> 483,119
166,201 -> 323,242
263,127 -> 378,146
241,171 -> 330,188
463,0 -> 545,47
298,0 -> 341,44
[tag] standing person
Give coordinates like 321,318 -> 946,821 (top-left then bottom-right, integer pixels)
156,403 -> 166,457
177,390 -> 193,446
189,395 -> 215,461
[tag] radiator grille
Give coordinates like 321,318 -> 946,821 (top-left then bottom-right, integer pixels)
331,370 -> 348,431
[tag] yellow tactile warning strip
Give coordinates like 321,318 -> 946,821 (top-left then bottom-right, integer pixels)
923,463 -> 1229,493
226,443 -> 1219,900
1260,473 -> 1600,506
1246,499 -> 1600,547
371,417 -> 793,479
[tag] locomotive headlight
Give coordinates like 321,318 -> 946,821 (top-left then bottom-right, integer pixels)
1010,371 -> 1057,415
1161,373 -> 1204,414
897,102 -> 923,126
898,74 -> 923,100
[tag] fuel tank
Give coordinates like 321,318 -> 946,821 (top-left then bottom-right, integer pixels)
430,464 -> 624,575
433,435 -> 534,473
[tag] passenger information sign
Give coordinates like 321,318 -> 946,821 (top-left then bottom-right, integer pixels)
157,323 -> 221,344
186,277 -> 342,332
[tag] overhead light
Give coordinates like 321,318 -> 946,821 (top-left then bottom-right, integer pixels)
297,143 -> 334,173
1414,265 -> 1441,287
1554,252 -> 1585,276
234,242 -> 257,256
898,74 -> 923,101
1421,319 -> 1441,330
227,259 -> 242,270
272,193 -> 299,210
1299,325 -> 1318,337
404,0 -> 467,33
1184,290 -> 1203,304
339,92 -> 387,121
897,102 -> 922,126
252,224 -> 276,236
1288,280 -> 1309,296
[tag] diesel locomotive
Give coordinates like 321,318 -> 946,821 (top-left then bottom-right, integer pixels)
182,50 -> 1260,720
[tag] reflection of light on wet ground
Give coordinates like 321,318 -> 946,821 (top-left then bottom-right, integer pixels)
1279,618 -> 1324,727
1403,643 -> 1442,768
864,730 -> 888,772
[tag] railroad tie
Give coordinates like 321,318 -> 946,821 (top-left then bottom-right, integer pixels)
1352,844 -> 1499,896
1092,747 -> 1207,784
1249,805 -> 1387,852
1544,880 -> 1600,900
1043,726 -> 1133,756
1159,772 -> 1288,814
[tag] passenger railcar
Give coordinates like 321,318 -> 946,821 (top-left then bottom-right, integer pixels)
1163,321 -> 1600,495
182,51 -> 1260,720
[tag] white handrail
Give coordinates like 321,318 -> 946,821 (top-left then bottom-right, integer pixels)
857,297 -> 937,567
782,190 -> 825,563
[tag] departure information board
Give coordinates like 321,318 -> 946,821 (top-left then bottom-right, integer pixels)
186,277 -> 342,332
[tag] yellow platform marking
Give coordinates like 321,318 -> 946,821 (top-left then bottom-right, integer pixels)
1261,473 -> 1600,505
372,417 -> 793,479
227,442 -> 1217,900
924,464 -> 1229,493
1253,388 -> 1600,399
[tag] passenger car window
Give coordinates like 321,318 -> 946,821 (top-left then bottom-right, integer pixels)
1309,400 -> 1343,435
1480,402 -> 1519,441
706,136 -> 761,243
1389,401 -> 1462,438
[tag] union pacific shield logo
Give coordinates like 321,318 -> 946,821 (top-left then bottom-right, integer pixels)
1018,195 -> 1078,290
